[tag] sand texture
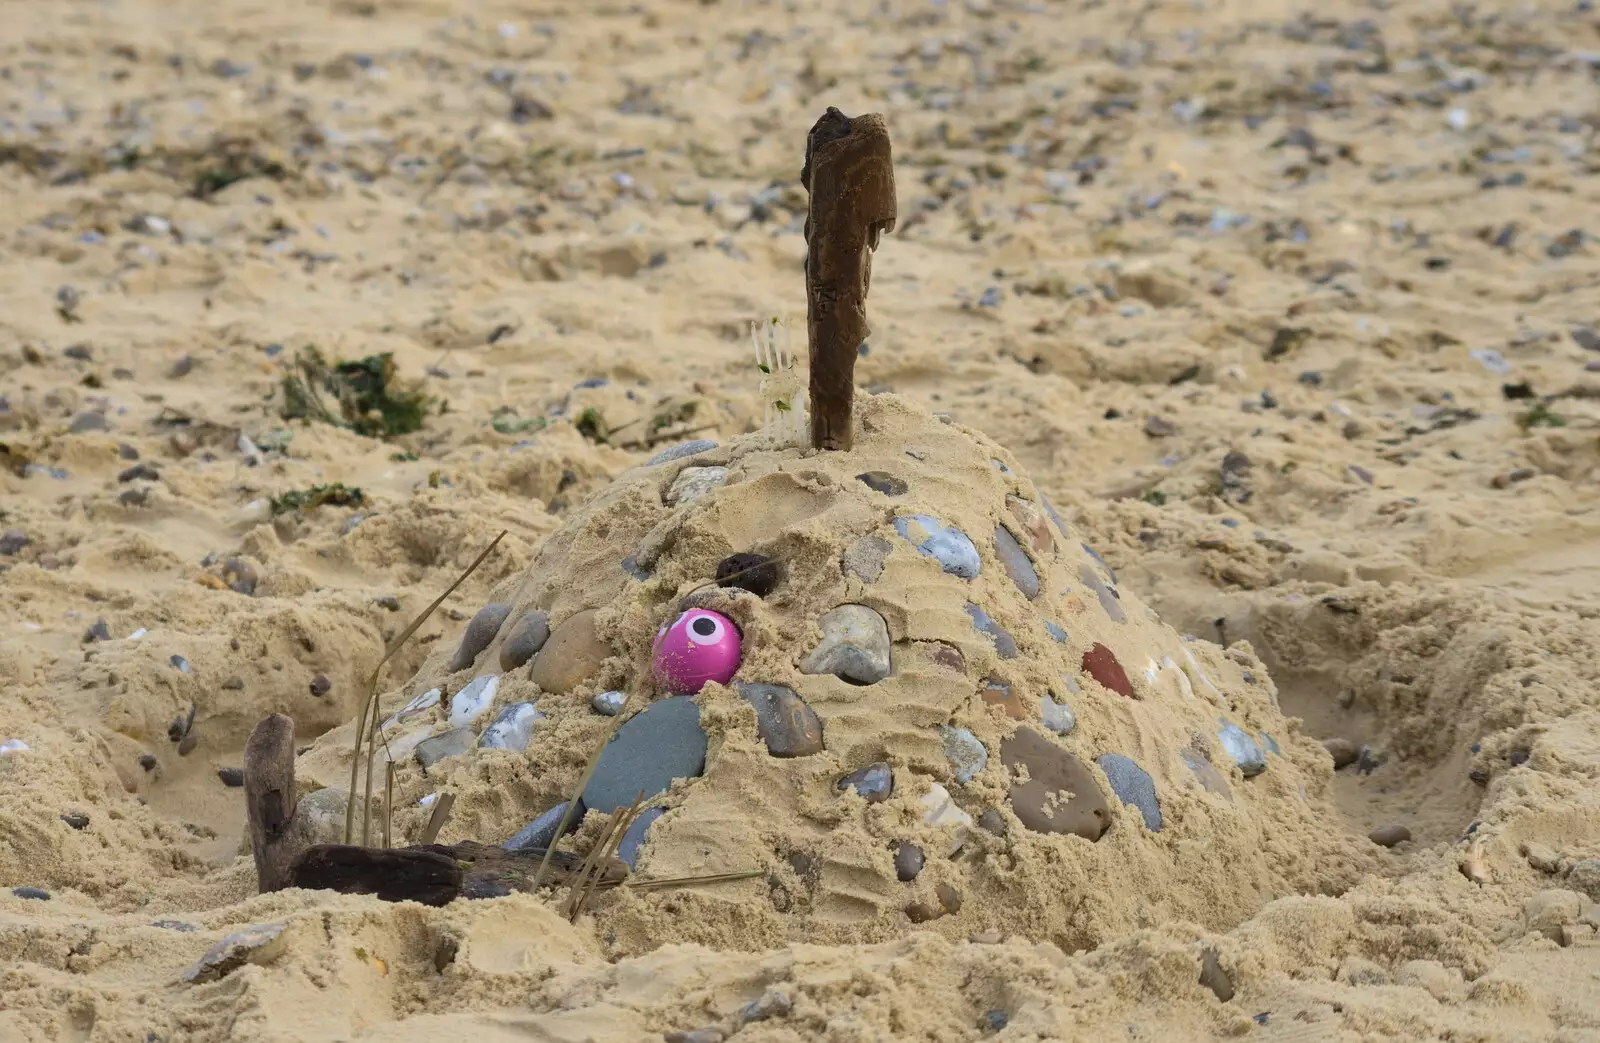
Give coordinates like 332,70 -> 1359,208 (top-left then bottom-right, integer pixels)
4,0 -> 1600,1040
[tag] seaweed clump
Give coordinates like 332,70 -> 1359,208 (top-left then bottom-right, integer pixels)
281,347 -> 431,439
270,483 -> 365,515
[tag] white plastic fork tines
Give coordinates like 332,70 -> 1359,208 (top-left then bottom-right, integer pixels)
751,316 -> 805,441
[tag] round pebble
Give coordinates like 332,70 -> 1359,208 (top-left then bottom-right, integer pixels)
1097,753 -> 1162,832
1369,823 -> 1411,848
738,683 -> 824,757
414,728 -> 476,769
1039,695 -> 1076,735
836,762 -> 893,803
894,515 -> 980,578
1323,737 -> 1359,769
1001,729 -> 1110,841
1081,643 -> 1133,697
582,695 -> 708,814
308,674 -> 331,697
800,604 -> 892,684
497,611 -> 550,671
715,552 -> 781,596
592,690 -> 627,715
449,602 -> 512,672
217,767 -> 244,787
938,725 -> 988,783
504,800 -> 583,853
894,842 -> 925,882
530,610 -> 612,694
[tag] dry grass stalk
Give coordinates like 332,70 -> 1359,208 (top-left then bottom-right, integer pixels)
622,870 -> 765,891
344,530 -> 509,844
419,793 -> 455,846
566,793 -> 644,922
383,762 -> 395,849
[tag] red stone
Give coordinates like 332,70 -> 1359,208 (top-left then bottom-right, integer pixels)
1081,643 -> 1133,698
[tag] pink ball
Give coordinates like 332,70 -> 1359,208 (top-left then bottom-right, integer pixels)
652,609 -> 741,693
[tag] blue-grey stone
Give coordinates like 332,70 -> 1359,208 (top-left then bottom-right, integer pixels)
478,701 -> 543,752
621,555 -> 651,580
994,526 -> 1039,599
582,696 -> 708,813
1077,562 -> 1126,624
894,515 -> 980,579
964,603 -> 1018,659
12,886 -> 49,901
938,725 -> 988,783
414,728 -> 476,769
504,800 -> 584,853
646,439 -> 718,466
616,806 -> 667,869
1219,721 -> 1267,777
836,761 -> 893,802
1040,696 -> 1075,735
1081,543 -> 1117,584
1097,753 -> 1161,831
1043,620 -> 1067,643
1039,494 -> 1069,536
592,690 -> 627,715
1259,733 -> 1282,757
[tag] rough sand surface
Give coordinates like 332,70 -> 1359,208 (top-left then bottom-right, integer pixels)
3,0 -> 1600,1040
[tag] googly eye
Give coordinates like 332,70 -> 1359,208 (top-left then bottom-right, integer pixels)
686,613 -> 725,646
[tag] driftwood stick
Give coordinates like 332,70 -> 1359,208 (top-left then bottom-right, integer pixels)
243,714 -> 301,893
801,107 -> 897,451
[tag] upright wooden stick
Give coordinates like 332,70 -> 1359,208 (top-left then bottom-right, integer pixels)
801,107 -> 897,451
243,714 -> 300,893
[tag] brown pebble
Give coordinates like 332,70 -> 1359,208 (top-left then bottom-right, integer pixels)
217,767 -> 244,787
1002,728 -> 1110,841
529,609 -> 611,693
178,733 -> 198,756
1369,823 -> 1411,847
1199,948 -> 1234,1002
907,882 -> 962,923
894,842 -> 924,882
923,641 -> 965,673
664,1030 -> 725,1043
1323,737 -> 1359,769
229,638 -> 241,652
1081,643 -> 1134,698
739,683 -> 824,757
497,610 -> 550,671
1005,495 -> 1054,556
980,674 -> 1029,720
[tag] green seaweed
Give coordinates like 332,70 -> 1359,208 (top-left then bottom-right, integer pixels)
280,347 -> 430,439
1518,402 -> 1567,431
270,483 -> 365,515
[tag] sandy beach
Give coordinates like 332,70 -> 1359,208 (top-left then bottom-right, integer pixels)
3,0 -> 1600,1039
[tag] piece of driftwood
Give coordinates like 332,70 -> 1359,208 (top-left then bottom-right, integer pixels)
801,106 -> 897,452
286,840 -> 629,907
243,714 -> 299,893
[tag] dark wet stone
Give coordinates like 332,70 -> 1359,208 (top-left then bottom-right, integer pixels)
894,515 -> 980,578
69,411 -> 109,433
583,696 -> 708,813
843,535 -> 893,583
857,471 -> 908,496
1218,721 -> 1267,777
738,683 -> 824,757
504,800 -> 583,853
994,526 -> 1039,599
1200,949 -> 1234,1002
479,702 -> 543,752
118,443 -> 139,461
965,603 -> 1018,659
308,674 -> 331,697
800,605 -> 892,684
217,767 -> 245,787
647,439 -> 718,466
12,886 -> 50,900
1002,729 -> 1110,840
894,842 -> 924,881
716,552 -> 781,596
118,462 -> 159,483
450,602 -> 512,672
83,619 -> 111,642
1369,823 -> 1411,848
939,725 -> 988,783
984,1010 -> 1009,1032
0,530 -> 28,556
1042,620 -> 1067,643
836,762 -> 893,803
1097,754 -> 1161,831
617,806 -> 667,869
1144,415 -> 1176,437
1181,750 -> 1232,798
498,610 -> 551,671
1323,737 -> 1359,769
1078,562 -> 1126,623
62,344 -> 92,361
139,754 -> 157,771
61,813 -> 89,830
1081,643 -> 1133,697
978,808 -> 1008,836
169,654 -> 190,674
414,728 -> 476,769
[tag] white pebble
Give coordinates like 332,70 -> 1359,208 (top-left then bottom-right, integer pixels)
449,675 -> 499,728
0,739 -> 30,755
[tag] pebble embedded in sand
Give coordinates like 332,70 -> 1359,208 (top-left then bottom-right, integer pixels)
981,676 -> 1028,720
1040,695 -> 1076,735
415,728 -> 476,769
1042,620 -> 1067,643
993,526 -> 1040,599
12,886 -> 49,900
715,552 -> 781,596
1322,737 -> 1359,769
290,788 -> 356,848
856,471 -> 907,496
497,610 -> 550,671
1097,753 -> 1162,832
647,439 -> 717,466
894,842 -> 924,881
964,603 -> 1018,659
939,725 -> 988,783
843,535 -> 893,583
1,739 -> 31,756
478,701 -> 542,752
906,882 -> 962,923
223,557 -> 258,596
800,604 -> 892,684
1181,750 -> 1232,799
978,808 -> 1008,836
919,782 -> 973,854
894,515 -> 980,578
448,674 -> 500,728
592,690 -> 626,716
530,610 -> 611,694
1077,562 -> 1126,624
1002,729 -> 1110,841
1081,643 -> 1133,697
182,923 -> 288,984
582,695 -> 708,814
449,603 -> 512,673
383,687 -> 440,730
738,683 -> 824,757
617,806 -> 666,869
666,465 -> 728,506
1006,496 -> 1054,556
837,762 -> 893,802
1217,721 -> 1266,777
1199,948 -> 1234,1002
504,800 -> 583,853
217,767 -> 244,787
1369,823 -> 1411,848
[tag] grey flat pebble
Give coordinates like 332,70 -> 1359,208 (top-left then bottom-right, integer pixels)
800,604 -> 892,684
738,683 -> 824,756
582,695 -> 708,814
1077,562 -> 1126,624
616,806 -> 667,869
182,923 -> 288,984
592,690 -> 627,715
1039,493 -> 1069,536
12,886 -> 50,900
504,800 -> 583,853
415,728 -> 476,769
383,687 -> 440,730
1218,721 -> 1267,777
894,842 -> 924,882
479,701 -> 543,752
836,762 -> 893,802
1097,753 -> 1162,832
666,466 -> 728,506
843,535 -> 893,583
170,654 -> 190,673
939,725 -> 988,783
497,610 -> 550,672
894,515 -> 980,578
994,526 -> 1040,599
450,603 -> 512,672
647,439 -> 718,466
0,530 -> 28,556
1259,733 -> 1281,756
1181,750 -> 1232,799
1199,949 -> 1234,1002
69,411 -> 109,433
857,471 -> 907,495
448,674 -> 499,728
1081,542 -> 1117,583
978,808 -> 1008,836
1040,695 -> 1076,735
964,602 -> 1018,659
1042,620 -> 1067,643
